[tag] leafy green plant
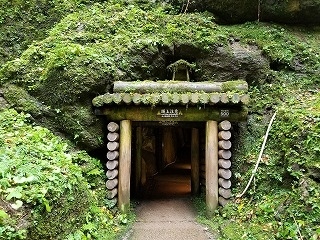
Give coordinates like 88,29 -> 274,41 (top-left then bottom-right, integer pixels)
0,109 -> 132,239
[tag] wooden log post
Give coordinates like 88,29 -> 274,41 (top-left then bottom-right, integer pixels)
191,128 -> 199,195
118,120 -> 132,213
218,121 -> 232,206
205,121 -> 219,217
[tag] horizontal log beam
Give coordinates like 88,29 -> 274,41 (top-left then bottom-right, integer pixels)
107,142 -> 119,151
113,80 -> 248,93
93,92 -> 249,107
219,187 -> 232,199
96,106 -> 248,122
106,188 -> 118,199
106,169 -> 118,180
106,160 -> 119,170
218,196 -> 230,206
107,151 -> 119,161
218,159 -> 232,169
107,122 -> 119,132
106,179 -> 118,190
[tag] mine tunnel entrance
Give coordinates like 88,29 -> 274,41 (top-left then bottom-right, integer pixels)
131,125 -> 199,200
93,78 -> 249,214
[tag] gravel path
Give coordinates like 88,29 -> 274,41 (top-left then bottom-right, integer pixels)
124,198 -> 214,240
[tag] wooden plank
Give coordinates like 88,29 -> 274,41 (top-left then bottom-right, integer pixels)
118,120 -> 132,213
191,128 -> 200,195
98,106 -> 248,122
205,120 -> 219,217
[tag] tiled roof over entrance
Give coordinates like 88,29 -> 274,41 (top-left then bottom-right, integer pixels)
92,80 -> 249,107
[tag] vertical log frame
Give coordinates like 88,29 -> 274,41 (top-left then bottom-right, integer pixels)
205,121 -> 219,217
218,120 -> 232,206
191,128 -> 200,195
118,120 -> 132,213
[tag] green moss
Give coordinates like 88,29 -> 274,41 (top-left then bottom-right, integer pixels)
29,183 -> 92,239
2,84 -> 48,116
0,0 -> 90,66
221,80 -> 248,92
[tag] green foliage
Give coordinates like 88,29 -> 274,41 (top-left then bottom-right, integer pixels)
0,109 -> 132,239
0,0 -> 92,66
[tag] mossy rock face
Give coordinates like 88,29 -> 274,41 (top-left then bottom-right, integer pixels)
196,41 -> 269,84
0,2 -> 273,151
166,0 -> 320,24
260,0 -> 320,24
0,0 -> 89,65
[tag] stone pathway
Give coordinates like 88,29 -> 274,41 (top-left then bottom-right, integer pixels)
123,198 -> 214,240
122,160 -> 215,240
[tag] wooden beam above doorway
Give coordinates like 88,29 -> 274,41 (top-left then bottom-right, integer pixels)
95,105 -> 248,122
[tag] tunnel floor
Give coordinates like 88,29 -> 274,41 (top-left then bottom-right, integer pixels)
141,158 -> 191,199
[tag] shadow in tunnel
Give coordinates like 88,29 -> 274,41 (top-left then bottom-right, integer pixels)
141,146 -> 192,200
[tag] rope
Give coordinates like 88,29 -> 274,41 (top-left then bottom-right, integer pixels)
236,110 -> 277,198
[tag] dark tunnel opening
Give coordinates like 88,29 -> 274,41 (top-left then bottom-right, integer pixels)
131,125 -> 199,200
